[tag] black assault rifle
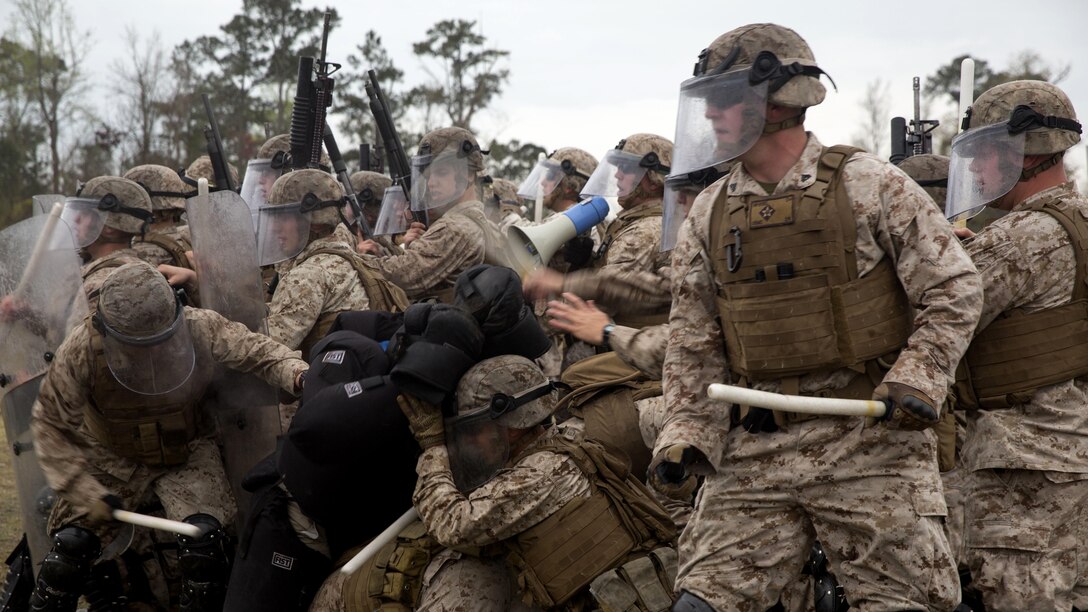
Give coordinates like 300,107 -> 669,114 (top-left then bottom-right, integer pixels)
201,93 -> 236,191
287,12 -> 373,238
890,77 -> 940,164
365,69 -> 427,225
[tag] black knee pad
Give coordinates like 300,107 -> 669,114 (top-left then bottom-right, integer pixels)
673,590 -> 716,612
30,526 -> 101,610
176,514 -> 229,582
83,559 -> 125,611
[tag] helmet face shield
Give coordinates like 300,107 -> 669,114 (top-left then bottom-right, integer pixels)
444,408 -> 511,493
410,152 -> 473,211
947,123 -> 1026,221
661,178 -> 703,252
374,186 -> 411,236
673,69 -> 768,175
240,159 -> 279,228
97,301 -> 196,395
581,149 -> 653,199
518,159 -> 568,200
256,203 -> 311,265
60,199 -> 106,248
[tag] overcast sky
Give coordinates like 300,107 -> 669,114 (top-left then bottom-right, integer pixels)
3,0 -> 1087,187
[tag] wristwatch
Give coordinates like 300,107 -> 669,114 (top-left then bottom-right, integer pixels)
601,323 -> 616,350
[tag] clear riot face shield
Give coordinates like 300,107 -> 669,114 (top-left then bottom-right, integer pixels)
410,151 -> 473,211
661,179 -> 701,252
93,299 -> 196,395
672,69 -> 768,176
946,123 -> 1027,222
240,159 -> 280,230
517,158 -> 588,200
59,198 -> 107,248
581,149 -> 655,199
256,203 -> 311,266
444,408 -> 511,493
374,185 -> 411,236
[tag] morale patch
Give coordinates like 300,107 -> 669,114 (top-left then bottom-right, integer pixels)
344,381 -> 363,398
271,552 -> 295,570
749,195 -> 795,228
322,350 -> 345,365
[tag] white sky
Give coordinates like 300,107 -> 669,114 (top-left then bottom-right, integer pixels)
3,0 -> 1087,188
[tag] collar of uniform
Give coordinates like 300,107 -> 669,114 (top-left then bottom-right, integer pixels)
1010,181 -> 1080,214
80,247 -> 139,272
442,199 -> 485,217
726,132 -> 823,197
297,233 -> 353,260
615,197 -> 664,220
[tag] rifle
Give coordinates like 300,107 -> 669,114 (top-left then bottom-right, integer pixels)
289,12 -> 339,171
365,69 -> 427,225
324,122 -> 374,239
201,94 -> 236,191
889,77 -> 939,164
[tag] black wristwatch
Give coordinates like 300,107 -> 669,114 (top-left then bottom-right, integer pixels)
601,323 -> 616,350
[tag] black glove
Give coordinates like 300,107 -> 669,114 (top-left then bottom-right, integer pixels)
647,444 -> 703,501
873,382 -> 939,431
87,494 -> 124,524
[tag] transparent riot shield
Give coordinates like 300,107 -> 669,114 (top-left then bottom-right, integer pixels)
185,190 -> 280,518
0,213 -> 87,571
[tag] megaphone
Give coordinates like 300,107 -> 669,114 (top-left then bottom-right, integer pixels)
506,196 -> 610,274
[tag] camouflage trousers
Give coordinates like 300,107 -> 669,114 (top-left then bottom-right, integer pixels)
677,417 -> 958,612
48,435 -> 237,540
964,468 -> 1088,611
940,465 -> 968,570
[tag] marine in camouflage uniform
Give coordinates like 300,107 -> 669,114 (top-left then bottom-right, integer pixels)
349,170 -> 399,254
30,262 -> 308,610
65,176 -> 154,312
653,24 -> 982,611
952,81 -> 1088,611
364,127 -> 505,303
259,169 -> 406,361
124,164 -> 196,267
182,154 -> 240,192
484,176 -> 527,231
524,136 -> 674,329
400,355 -> 676,611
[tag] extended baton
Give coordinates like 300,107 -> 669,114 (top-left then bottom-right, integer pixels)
340,507 -> 418,575
112,509 -> 201,538
707,383 -> 887,418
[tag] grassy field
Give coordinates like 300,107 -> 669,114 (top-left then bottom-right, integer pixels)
0,417 -> 21,584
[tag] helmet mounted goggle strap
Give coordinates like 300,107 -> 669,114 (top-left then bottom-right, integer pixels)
299,191 -> 348,227
270,150 -> 292,171
614,139 -> 671,177
92,292 -> 185,346
545,152 -> 591,182
487,380 -> 558,422
74,192 -> 154,234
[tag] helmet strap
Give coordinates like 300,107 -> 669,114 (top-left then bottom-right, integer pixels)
1020,152 -> 1063,182
763,110 -> 806,134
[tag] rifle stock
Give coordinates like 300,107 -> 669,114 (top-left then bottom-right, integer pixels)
365,70 -> 426,225
324,122 -> 374,239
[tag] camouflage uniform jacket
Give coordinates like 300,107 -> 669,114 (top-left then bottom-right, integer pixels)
267,234 -> 371,351
413,429 -> 591,549
369,200 -> 491,300
611,323 -> 668,380
563,201 -> 671,314
133,224 -> 192,268
31,307 -> 307,509
658,133 -> 983,463
81,248 -> 144,311
962,182 -> 1088,474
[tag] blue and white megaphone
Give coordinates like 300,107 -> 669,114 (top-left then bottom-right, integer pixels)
506,196 -> 610,273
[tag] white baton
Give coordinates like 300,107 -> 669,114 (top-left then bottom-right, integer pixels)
707,383 -> 887,418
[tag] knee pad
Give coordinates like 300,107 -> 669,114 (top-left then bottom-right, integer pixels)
176,514 -> 229,582
673,590 -> 716,612
30,526 -> 101,611
83,559 -> 124,612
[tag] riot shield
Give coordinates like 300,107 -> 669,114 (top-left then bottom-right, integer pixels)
0,214 -> 86,571
185,190 -> 280,518
2,377 -> 54,571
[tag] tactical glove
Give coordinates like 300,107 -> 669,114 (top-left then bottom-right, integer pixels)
86,494 -> 124,524
647,444 -> 703,501
397,393 -> 446,449
873,382 -> 939,431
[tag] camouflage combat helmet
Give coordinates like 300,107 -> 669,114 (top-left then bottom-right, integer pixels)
617,133 -> 673,189
267,168 -> 345,226
698,23 -> 829,109
257,133 -> 332,170
97,262 -> 177,337
547,147 -> 598,201
184,155 -> 241,190
455,355 -> 557,428
124,164 -> 193,212
349,170 -> 392,208
77,176 -> 154,235
418,127 -> 487,174
898,154 -> 949,213
488,177 -> 521,214
964,80 -> 1081,156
